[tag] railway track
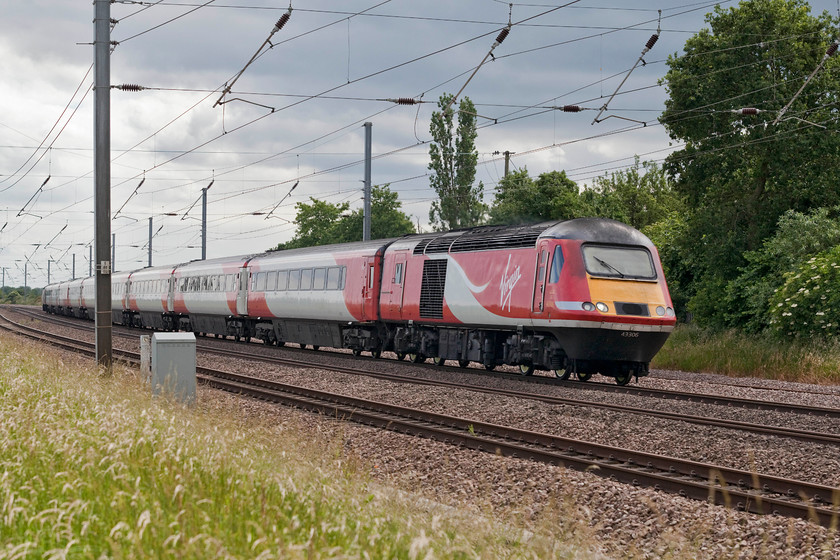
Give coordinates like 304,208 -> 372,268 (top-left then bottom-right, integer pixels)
2,307 -> 839,527
10,306 -> 840,446
13,306 -> 840,425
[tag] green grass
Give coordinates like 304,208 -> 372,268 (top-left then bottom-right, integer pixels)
0,335 -> 597,559
653,324 -> 840,384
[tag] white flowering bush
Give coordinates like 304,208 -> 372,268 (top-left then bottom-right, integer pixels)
769,245 -> 840,338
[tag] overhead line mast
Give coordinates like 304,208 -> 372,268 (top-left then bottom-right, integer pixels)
94,0 -> 112,372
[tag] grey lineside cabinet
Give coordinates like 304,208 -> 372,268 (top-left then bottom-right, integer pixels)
151,332 -> 196,405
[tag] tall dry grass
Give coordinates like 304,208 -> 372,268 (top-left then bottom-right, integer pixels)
653,325 -> 840,384
0,335 -> 596,559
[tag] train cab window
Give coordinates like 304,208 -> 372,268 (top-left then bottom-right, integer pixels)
537,250 -> 548,283
394,262 -> 404,285
549,246 -> 564,283
300,269 -> 313,291
326,267 -> 340,290
289,270 -> 300,290
266,271 -> 278,291
313,268 -> 326,290
582,245 -> 656,280
277,271 -> 288,291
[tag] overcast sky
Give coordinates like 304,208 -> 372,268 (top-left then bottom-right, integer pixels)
1,0 -> 837,286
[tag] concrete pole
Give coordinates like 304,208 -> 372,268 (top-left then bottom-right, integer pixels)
504,150 -> 511,177
363,122 -> 372,242
111,233 -> 115,273
89,245 -> 93,277
72,253 -> 76,280
148,216 -> 153,267
94,0 -> 112,370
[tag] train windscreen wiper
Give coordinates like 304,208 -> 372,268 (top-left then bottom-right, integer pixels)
594,256 -> 625,278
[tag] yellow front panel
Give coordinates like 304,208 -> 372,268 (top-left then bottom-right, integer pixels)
587,277 -> 666,315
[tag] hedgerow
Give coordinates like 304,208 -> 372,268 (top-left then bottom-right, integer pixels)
769,245 -> 840,338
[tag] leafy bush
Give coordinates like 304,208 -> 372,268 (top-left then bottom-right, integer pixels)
769,245 -> 840,338
724,207 -> 840,332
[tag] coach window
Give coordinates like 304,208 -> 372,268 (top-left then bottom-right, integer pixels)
289,269 -> 300,290
254,272 -> 266,291
277,270 -> 288,291
300,268 -> 313,291
267,271 -> 278,291
313,268 -> 326,290
549,246 -> 564,283
326,267 -> 340,290
368,265 -> 375,290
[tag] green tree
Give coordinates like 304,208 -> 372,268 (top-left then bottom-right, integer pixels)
769,245 -> 840,338
488,169 -> 586,224
272,185 -> 415,250
428,93 -> 485,230
643,212 -> 695,322
660,0 -> 840,325
724,207 -> 840,331
331,184 -> 415,242
274,198 -> 349,250
584,158 -> 681,230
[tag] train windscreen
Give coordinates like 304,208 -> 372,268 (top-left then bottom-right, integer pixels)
581,245 -> 656,280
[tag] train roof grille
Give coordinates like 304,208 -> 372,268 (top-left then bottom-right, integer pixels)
412,223 -> 548,255
449,228 -> 542,252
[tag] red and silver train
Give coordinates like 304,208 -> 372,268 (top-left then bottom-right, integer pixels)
43,218 -> 676,384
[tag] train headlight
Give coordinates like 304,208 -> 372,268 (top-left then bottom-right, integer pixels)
595,302 -> 609,313
656,306 -> 666,316
582,302 -> 596,312
666,307 -> 675,317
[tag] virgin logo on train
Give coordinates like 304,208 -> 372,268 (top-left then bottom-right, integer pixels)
499,254 -> 522,312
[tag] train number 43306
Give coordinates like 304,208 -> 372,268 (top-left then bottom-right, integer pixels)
620,331 -> 640,338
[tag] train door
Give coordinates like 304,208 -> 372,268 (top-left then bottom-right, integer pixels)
167,276 -> 175,312
387,252 -> 407,317
236,266 -> 249,316
532,241 -> 550,314
361,257 -> 377,321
